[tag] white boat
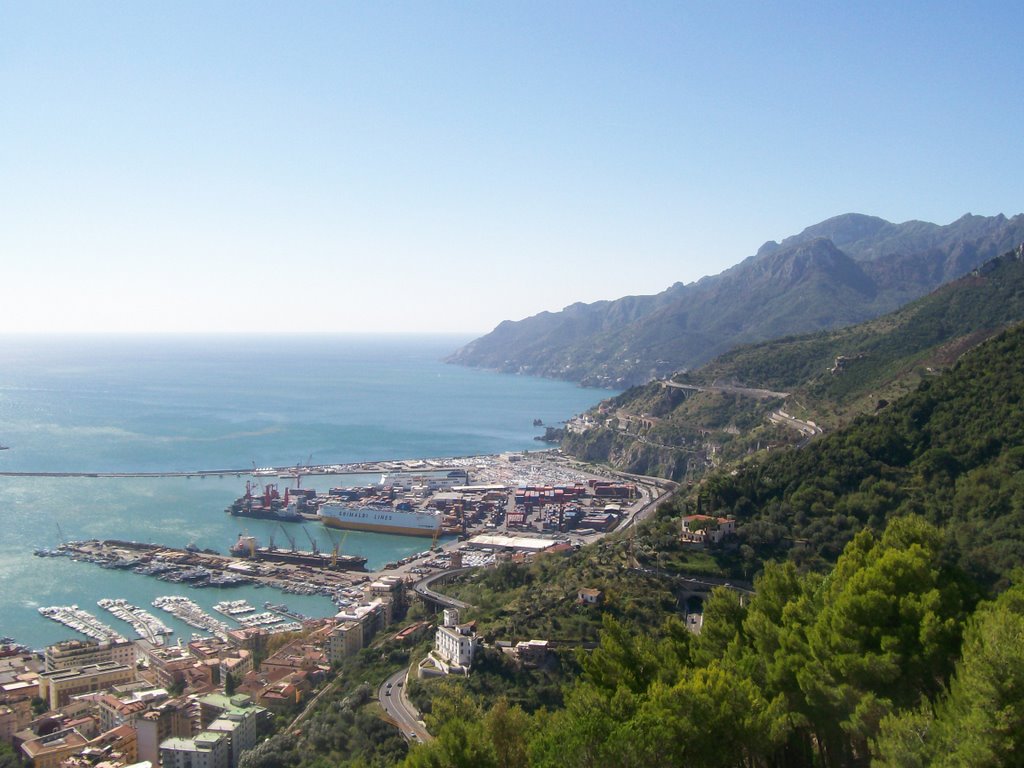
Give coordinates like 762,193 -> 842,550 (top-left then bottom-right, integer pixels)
213,600 -> 256,617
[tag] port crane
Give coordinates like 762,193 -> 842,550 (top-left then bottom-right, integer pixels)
323,528 -> 349,567
278,524 -> 297,552
303,528 -> 320,555
286,454 -> 314,489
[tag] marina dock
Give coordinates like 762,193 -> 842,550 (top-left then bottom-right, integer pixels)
98,598 -> 173,645
153,596 -> 230,640
46,538 -> 365,600
38,605 -> 127,644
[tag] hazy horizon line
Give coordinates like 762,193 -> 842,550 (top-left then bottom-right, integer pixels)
0,330 -> 485,338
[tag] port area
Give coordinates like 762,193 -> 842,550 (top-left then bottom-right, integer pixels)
34,451 -> 676,607
227,450 -> 668,540
366,452 -> 676,584
47,539 -> 366,598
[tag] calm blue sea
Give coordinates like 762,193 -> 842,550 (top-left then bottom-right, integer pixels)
0,334 -> 611,649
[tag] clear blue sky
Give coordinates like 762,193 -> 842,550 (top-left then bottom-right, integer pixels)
2,2 -> 1022,334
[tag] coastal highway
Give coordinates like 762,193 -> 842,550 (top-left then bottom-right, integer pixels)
587,466 -> 677,532
660,380 -> 790,400
411,568 -> 473,610
378,668 -> 431,743
620,482 -> 676,531
768,409 -> 823,437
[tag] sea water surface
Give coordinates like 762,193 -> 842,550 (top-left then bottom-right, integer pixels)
0,334 -> 611,648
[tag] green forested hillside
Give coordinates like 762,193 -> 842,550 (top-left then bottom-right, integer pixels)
565,248 -> 1024,478
687,321 -> 1024,585
404,519 -> 1024,767
690,246 -> 1024,406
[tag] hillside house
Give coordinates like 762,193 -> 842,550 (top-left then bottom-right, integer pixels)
680,515 -> 736,545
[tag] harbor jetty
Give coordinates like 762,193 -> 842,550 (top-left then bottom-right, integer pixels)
38,605 -> 127,643
153,596 -> 230,640
263,602 -> 309,622
211,600 -> 301,631
212,599 -> 256,618
97,598 -> 173,645
235,611 -> 285,627
0,458 -> 414,479
41,539 -> 365,600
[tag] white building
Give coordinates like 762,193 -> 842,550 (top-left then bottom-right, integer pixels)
205,712 -> 258,768
196,693 -> 265,768
433,625 -> 476,673
160,732 -> 229,768
380,473 -> 462,491
44,639 -> 136,673
131,698 -> 193,768
328,597 -> 391,663
159,694 -> 264,768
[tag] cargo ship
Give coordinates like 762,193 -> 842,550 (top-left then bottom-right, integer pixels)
317,500 -> 442,537
226,482 -> 303,522
229,534 -> 367,571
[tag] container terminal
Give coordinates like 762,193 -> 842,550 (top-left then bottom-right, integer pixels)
224,451 -> 647,541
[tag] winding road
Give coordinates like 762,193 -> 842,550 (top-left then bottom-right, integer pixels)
411,568 -> 474,610
768,409 -> 822,437
661,380 -> 790,400
378,667 -> 432,743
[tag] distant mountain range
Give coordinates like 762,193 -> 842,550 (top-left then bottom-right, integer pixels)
447,213 -> 1024,386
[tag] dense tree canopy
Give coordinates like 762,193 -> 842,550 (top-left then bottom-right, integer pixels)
873,580 -> 1024,766
691,324 -> 1024,584
404,516 -> 1016,768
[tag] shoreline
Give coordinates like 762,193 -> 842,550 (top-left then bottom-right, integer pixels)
9,451 -> 673,650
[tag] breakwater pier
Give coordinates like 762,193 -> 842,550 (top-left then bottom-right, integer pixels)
0,456 -> 475,479
45,538 -> 366,601
0,465 -> 374,479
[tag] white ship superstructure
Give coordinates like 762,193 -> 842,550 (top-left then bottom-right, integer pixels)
317,501 -> 441,537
